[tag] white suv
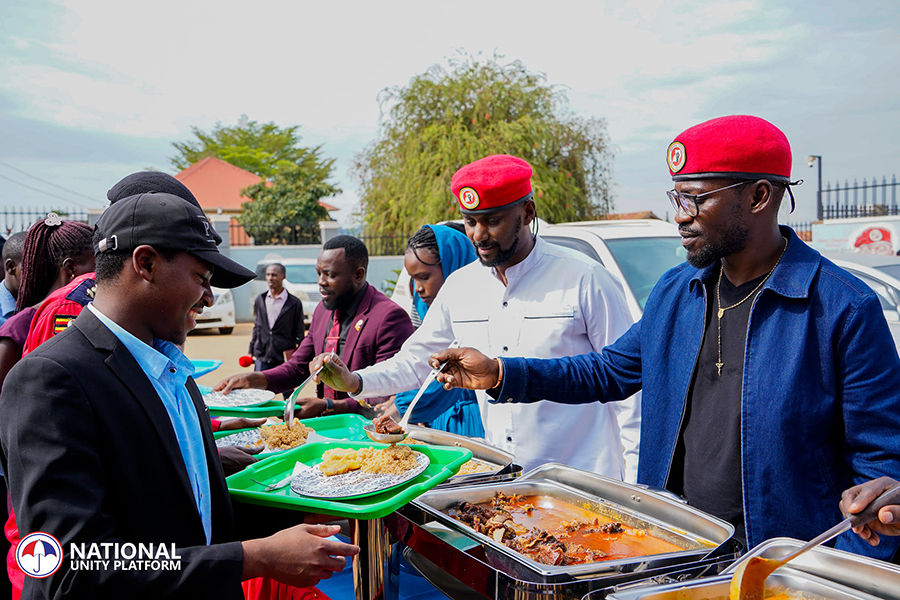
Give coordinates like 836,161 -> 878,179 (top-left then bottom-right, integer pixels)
392,219 -> 685,321
539,219 -> 685,319
193,287 -> 236,335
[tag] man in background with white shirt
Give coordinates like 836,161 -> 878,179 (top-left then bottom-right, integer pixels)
317,154 -> 642,481
249,263 -> 305,390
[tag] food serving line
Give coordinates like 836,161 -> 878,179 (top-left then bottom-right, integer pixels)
207,390 -> 900,600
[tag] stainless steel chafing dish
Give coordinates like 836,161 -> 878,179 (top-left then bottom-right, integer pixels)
405,425 -> 521,487
601,538 -> 900,600
384,463 -> 737,600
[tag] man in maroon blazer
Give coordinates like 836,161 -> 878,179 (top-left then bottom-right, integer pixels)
216,235 -> 413,417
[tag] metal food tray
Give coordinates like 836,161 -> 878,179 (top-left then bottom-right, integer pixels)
404,425 -> 522,486
603,570 -> 881,600
726,538 -> 900,600
602,537 -> 900,600
411,463 -> 732,584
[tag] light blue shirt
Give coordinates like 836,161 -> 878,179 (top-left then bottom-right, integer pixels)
88,304 -> 212,544
0,281 -> 16,325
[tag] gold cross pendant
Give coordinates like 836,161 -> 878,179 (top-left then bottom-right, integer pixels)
716,362 -> 723,376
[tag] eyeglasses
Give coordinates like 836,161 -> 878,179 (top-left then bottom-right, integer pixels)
666,181 -> 751,217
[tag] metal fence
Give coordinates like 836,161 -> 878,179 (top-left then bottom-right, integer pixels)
784,221 -> 812,241
356,235 -> 409,256
228,220 -> 409,256
0,207 -> 88,236
822,176 -> 899,219
228,221 -> 321,246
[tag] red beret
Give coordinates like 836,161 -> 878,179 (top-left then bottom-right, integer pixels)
667,115 -> 792,183
451,155 -> 533,214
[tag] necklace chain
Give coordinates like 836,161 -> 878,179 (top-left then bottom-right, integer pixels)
715,237 -> 788,376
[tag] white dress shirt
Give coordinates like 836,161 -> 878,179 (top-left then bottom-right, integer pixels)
356,237 -> 641,480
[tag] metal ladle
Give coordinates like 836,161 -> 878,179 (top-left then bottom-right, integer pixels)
730,483 -> 900,600
364,339 -> 461,444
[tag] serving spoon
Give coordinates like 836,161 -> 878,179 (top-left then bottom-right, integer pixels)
364,339 -> 460,443
730,483 -> 900,600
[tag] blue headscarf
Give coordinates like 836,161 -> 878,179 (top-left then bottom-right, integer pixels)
411,224 -> 476,320
398,224 -> 483,438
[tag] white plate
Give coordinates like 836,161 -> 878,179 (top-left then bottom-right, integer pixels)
203,389 -> 275,409
290,451 -> 430,499
215,428 -> 328,456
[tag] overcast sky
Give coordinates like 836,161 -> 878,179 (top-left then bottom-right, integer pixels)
1,0 -> 898,229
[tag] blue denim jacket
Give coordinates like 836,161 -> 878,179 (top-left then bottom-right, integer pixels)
495,228 -> 900,560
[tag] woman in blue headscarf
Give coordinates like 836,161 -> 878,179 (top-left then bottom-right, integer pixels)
388,224 -> 485,437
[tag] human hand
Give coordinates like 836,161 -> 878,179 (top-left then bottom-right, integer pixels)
295,396 -> 328,419
241,524 -> 360,587
219,445 -> 264,476
218,417 -> 268,432
431,348 -> 500,390
311,353 -> 359,393
373,397 -> 400,420
214,372 -> 268,393
841,477 -> 900,546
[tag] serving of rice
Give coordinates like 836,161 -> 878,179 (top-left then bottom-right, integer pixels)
320,444 -> 419,477
457,458 -> 498,475
254,419 -> 313,451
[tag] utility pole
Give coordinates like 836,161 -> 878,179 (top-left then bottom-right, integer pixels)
807,155 -> 823,220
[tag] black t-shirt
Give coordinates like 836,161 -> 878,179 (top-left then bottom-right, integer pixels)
669,269 -> 767,548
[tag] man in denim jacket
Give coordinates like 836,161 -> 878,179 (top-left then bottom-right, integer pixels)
433,116 -> 900,562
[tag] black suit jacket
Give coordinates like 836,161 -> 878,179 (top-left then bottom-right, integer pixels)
0,309 -> 244,599
249,291 -> 304,365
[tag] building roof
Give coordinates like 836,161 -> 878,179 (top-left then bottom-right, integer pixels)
175,156 -> 338,212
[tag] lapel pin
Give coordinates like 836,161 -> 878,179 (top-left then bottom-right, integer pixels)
355,319 -> 364,331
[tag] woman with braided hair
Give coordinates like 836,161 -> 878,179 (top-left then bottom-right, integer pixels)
0,214 -> 93,598
0,214 -> 94,389
375,224 -> 485,437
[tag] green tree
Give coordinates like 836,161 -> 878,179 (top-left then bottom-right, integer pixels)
171,116 -> 340,244
170,116 -> 334,181
355,54 -> 614,237
237,165 -> 339,245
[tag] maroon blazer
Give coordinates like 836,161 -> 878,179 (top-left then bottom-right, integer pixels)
264,283 -> 413,413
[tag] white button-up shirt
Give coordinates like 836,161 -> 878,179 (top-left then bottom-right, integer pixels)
356,237 -> 641,480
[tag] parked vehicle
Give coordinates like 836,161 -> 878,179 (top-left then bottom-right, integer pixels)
392,219 -> 684,322
822,252 -> 900,354
193,287 -> 236,335
540,219 -> 684,320
250,258 -> 319,327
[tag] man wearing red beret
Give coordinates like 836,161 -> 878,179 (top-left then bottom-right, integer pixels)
430,116 -> 900,562
316,154 -> 641,481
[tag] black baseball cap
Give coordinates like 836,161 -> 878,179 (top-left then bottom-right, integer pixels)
94,192 -> 255,289
106,171 -> 223,245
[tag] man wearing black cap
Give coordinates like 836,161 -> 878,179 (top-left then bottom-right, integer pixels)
429,116 -> 900,562
0,193 -> 358,598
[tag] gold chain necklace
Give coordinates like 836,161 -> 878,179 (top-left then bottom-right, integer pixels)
714,237 -> 788,376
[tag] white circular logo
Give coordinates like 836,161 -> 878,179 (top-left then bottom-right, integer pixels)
667,141 -> 686,173
870,229 -> 884,242
17,532 -> 63,578
458,187 -> 481,210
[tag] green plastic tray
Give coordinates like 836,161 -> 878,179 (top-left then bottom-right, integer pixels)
213,413 -> 370,444
227,440 -> 472,520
